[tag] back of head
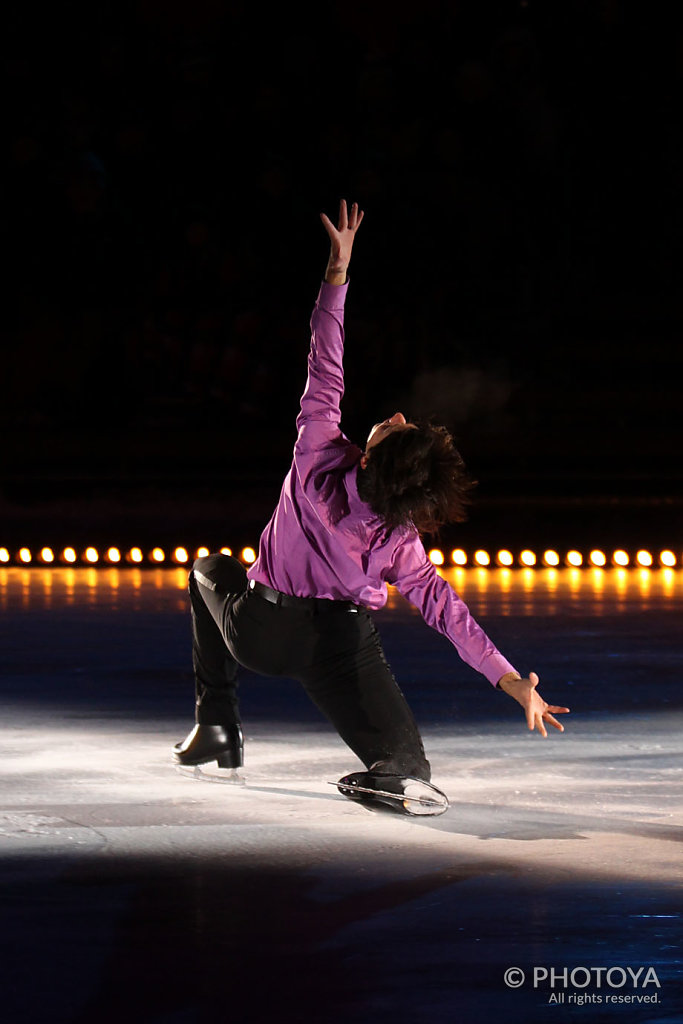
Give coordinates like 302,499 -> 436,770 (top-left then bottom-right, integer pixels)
357,421 -> 476,535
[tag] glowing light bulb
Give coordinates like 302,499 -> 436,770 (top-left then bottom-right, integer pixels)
63,547 -> 77,564
428,548 -> 445,566
496,550 -> 513,567
107,547 -> 121,563
451,549 -> 467,566
566,550 -> 583,567
636,550 -> 653,567
196,547 -> 210,559
241,546 -> 257,564
40,547 -> 54,563
659,550 -> 676,567
220,547 -> 233,557
542,550 -> 560,567
0,548 -> 9,563
129,547 -> 143,564
612,550 -> 629,567
151,548 -> 165,563
589,550 -> 606,567
474,550 -> 490,567
520,550 -> 536,567
85,547 -> 99,563
174,547 -> 189,563
19,548 -> 32,564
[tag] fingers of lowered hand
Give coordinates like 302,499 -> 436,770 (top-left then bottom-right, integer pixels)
546,704 -> 571,715
526,701 -> 548,736
544,703 -> 570,733
543,712 -> 565,732
535,702 -> 570,735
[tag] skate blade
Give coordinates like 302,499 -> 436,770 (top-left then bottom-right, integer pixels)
331,781 -> 449,816
176,764 -> 245,785
402,782 -> 449,815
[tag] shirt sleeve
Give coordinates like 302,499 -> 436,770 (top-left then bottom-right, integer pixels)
295,280 -> 349,443
385,532 -> 518,686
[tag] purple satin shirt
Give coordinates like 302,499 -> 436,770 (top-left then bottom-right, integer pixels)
247,281 -> 517,687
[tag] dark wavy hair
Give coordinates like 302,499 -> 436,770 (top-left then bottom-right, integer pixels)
357,421 -> 476,535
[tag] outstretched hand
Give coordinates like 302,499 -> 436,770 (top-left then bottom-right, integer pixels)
498,671 -> 570,737
320,199 -> 364,285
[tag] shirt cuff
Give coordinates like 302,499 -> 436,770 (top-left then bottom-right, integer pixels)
317,279 -> 349,311
480,651 -> 519,688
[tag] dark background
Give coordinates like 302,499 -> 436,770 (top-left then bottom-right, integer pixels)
4,0 -> 683,552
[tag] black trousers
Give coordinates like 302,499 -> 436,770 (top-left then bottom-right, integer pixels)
189,554 -> 430,780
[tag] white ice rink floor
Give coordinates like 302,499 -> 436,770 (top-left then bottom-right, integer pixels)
1,567 -> 681,1023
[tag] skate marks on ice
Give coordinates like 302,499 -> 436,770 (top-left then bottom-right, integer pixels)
0,810 -> 108,850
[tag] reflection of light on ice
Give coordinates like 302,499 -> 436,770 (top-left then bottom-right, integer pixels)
0,565 -> 681,619
615,567 -> 628,611
590,567 -> 604,616
383,566 -> 683,619
638,566 -> 651,605
498,567 -> 512,616
661,567 -> 675,599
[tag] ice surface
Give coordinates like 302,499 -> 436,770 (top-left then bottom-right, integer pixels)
0,567 -> 681,1023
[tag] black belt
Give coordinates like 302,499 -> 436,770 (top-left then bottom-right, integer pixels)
248,579 -> 359,614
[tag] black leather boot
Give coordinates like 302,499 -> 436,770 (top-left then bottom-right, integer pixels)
173,723 -> 244,768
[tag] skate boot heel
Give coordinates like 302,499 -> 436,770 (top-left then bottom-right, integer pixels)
173,723 -> 244,767
217,749 -> 243,769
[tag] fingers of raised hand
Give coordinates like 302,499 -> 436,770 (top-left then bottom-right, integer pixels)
348,202 -> 364,231
338,198 -> 348,230
320,212 -> 338,239
321,201 -> 364,237
336,200 -> 364,232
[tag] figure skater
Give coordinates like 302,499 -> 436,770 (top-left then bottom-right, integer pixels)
173,200 -> 570,814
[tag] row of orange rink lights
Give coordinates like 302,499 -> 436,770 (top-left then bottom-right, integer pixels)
0,546 -> 259,566
1,545 -> 678,569
427,548 -> 680,568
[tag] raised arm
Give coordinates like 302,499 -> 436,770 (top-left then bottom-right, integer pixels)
320,199 -> 364,285
294,200 -> 365,440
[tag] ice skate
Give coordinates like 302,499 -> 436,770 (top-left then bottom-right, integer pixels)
335,771 -> 449,816
173,723 -> 244,780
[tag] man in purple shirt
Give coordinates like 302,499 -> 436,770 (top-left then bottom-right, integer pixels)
173,200 -> 569,815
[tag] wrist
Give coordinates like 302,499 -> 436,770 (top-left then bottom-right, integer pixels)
497,671 -> 521,692
325,267 -> 347,286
